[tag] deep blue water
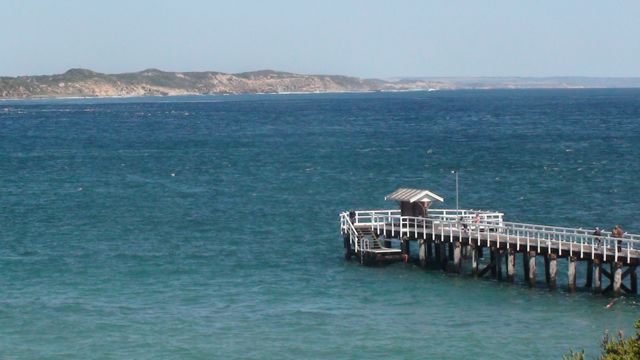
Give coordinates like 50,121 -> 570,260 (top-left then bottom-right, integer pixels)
1,90 -> 639,359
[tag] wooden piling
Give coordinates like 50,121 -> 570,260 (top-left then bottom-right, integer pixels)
471,244 -> 479,276
544,254 -> 551,284
343,235 -> 352,260
463,245 -> 471,260
435,242 -> 442,269
631,266 -> 638,295
567,256 -> 577,292
522,251 -> 530,282
613,262 -> 623,296
548,253 -> 557,289
426,240 -> 433,258
419,239 -> 428,268
528,251 -> 537,287
495,248 -> 503,281
490,246 -> 497,278
448,242 -> 454,261
453,241 -> 462,274
593,258 -> 602,293
506,249 -> 516,283
585,259 -> 593,289
440,242 -> 448,270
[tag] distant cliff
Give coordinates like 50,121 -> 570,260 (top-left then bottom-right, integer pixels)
1,69 -> 639,99
0,68 -> 444,99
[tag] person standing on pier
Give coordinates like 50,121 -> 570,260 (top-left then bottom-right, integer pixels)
612,224 -> 624,251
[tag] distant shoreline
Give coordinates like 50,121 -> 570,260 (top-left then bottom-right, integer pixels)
1,68 -> 640,100
3,87 -> 640,103
0,88 -> 444,101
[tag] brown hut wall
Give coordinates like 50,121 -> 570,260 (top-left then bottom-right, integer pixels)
400,201 -> 412,216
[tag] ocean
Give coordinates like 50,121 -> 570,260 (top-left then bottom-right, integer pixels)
1,89 -> 639,359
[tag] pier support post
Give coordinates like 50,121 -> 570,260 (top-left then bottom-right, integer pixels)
495,248 -> 503,281
427,240 -> 433,259
585,260 -> 593,289
631,266 -> 638,295
523,251 -> 530,282
434,242 -> 447,271
568,256 -> 577,292
548,254 -> 557,289
544,254 -> 551,284
478,245 -> 484,259
471,244 -> 479,277
419,239 -> 428,268
613,262 -> 623,296
528,251 -> 537,287
343,235 -> 352,260
593,259 -> 602,293
448,242 -> 454,261
490,246 -> 497,278
440,242 -> 448,270
441,242 -> 448,270
463,245 -> 471,260
434,242 -> 442,269
506,249 -> 516,283
453,241 -> 462,274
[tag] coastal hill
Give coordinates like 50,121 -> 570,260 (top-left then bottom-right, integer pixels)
1,68 -> 639,99
0,68 -> 438,99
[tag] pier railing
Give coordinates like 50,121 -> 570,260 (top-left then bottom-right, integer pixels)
340,211 -> 371,258
351,209 -> 504,225
341,210 -> 640,263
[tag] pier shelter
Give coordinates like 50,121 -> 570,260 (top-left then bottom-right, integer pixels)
384,188 -> 444,217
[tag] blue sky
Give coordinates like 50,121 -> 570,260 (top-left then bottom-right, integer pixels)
2,0 -> 639,78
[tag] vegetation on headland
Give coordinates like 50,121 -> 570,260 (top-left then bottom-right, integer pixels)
564,320 -> 640,360
0,68 -> 440,99
2,68 -> 640,99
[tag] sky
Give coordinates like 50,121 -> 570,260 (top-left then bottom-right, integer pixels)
1,0 -> 639,78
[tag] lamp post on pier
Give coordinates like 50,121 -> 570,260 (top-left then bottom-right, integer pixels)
452,170 -> 459,211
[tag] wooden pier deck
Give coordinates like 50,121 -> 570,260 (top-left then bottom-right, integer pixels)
341,209 -> 640,295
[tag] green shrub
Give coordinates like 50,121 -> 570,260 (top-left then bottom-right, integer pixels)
566,320 -> 640,360
600,320 -> 640,359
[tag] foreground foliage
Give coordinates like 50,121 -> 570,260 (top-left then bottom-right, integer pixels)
564,320 -> 640,360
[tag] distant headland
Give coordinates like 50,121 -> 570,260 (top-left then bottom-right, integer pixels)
1,68 -> 639,99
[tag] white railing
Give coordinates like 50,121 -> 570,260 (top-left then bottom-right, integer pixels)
488,221 -> 640,263
341,209 -> 640,263
351,210 -> 400,225
427,209 -> 504,225
351,209 -> 503,237
352,209 -> 503,226
486,220 -> 640,242
339,212 -> 371,260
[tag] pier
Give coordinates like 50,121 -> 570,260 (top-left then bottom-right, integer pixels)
340,188 -> 640,295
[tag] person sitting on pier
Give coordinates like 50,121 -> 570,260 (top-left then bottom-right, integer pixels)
459,216 -> 469,234
593,227 -> 602,249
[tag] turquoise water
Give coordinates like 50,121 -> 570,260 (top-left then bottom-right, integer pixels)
1,90 -> 639,359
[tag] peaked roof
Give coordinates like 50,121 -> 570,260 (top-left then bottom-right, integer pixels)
384,188 -> 444,203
